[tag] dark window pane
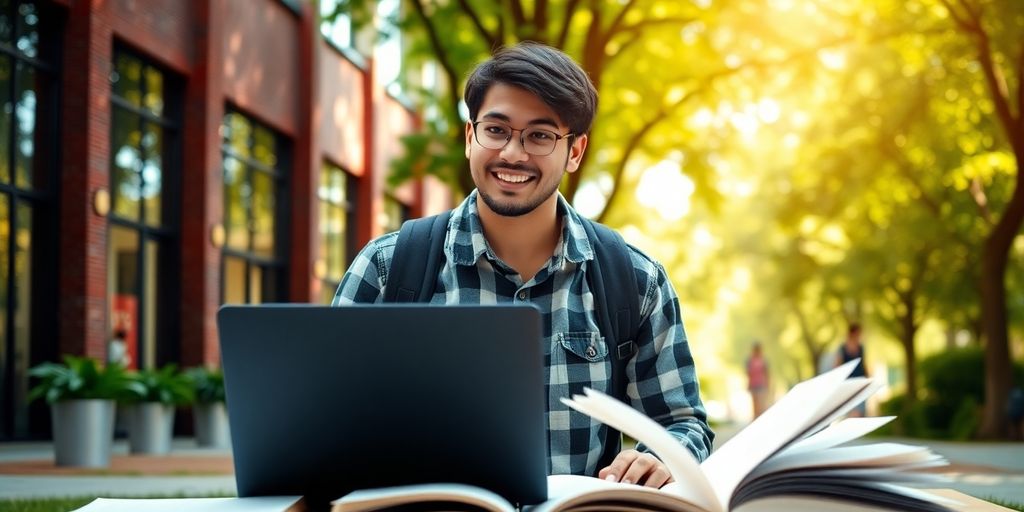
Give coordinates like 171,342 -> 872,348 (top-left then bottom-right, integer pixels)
251,170 -> 275,258
0,56 -> 10,184
248,264 -> 262,304
221,112 -> 251,160
317,177 -> 329,272
143,65 -> 163,117
252,125 -> 276,168
142,239 -> 159,369
0,194 -> 8,392
108,226 -> 140,369
328,202 -> 344,278
12,200 -> 31,428
222,156 -> 249,251
14,1 -> 37,58
110,107 -> 141,221
0,0 -> 13,43
14,60 -> 35,189
141,121 -> 163,227
112,53 -> 142,107
222,256 -> 246,304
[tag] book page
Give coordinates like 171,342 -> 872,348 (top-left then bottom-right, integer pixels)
72,497 -> 305,512
561,389 -> 720,512
750,442 -> 945,477
699,360 -> 861,507
535,474 -> 709,512
332,483 -> 515,512
777,416 -> 896,457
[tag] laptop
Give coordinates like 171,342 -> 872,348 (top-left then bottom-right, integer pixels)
216,304 -> 548,507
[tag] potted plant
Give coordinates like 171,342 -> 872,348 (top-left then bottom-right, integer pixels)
123,364 -> 194,454
185,366 -> 230,448
28,355 -> 142,467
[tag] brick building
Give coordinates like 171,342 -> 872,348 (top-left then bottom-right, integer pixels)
0,0 -> 451,440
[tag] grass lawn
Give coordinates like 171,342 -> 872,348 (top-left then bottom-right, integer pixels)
0,493 -> 234,512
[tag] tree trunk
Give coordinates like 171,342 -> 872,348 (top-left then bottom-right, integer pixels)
900,308 -> 918,404
977,145 -> 1024,439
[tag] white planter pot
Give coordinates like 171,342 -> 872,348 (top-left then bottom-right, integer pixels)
127,402 -> 176,454
52,399 -> 116,467
193,401 -> 231,448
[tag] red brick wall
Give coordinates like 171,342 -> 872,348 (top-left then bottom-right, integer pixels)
318,44 -> 366,176
111,0 -> 191,73
221,0 -> 299,135
59,0 -> 114,360
290,1 -> 318,303
179,0 -> 226,366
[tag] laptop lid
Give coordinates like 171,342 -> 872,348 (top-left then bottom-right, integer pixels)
217,304 -> 548,507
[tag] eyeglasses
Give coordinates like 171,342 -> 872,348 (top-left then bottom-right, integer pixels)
471,121 -> 574,156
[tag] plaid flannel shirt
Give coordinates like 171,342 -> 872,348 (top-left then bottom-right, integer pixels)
333,191 -> 714,476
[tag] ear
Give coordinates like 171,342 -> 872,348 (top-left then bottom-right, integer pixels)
565,134 -> 588,174
465,122 -> 474,159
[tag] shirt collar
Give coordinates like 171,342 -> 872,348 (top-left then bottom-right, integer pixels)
446,190 -> 595,267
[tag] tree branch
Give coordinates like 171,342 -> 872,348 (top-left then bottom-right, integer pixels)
535,0 -> 549,37
456,0 -> 499,49
1017,39 -> 1024,138
507,0 -> 527,33
555,0 -> 581,48
603,0 -> 638,41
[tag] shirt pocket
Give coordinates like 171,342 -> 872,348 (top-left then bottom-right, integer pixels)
553,332 -> 610,391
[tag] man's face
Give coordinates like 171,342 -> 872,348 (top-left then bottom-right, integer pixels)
465,83 -> 587,217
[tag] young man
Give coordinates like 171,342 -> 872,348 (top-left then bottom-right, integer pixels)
334,42 -> 713,488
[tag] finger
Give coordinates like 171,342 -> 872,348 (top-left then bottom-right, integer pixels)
621,452 -> 659,485
598,449 -> 640,482
642,465 -> 672,488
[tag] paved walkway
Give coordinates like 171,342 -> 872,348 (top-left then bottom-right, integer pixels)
1,433 -> 1022,505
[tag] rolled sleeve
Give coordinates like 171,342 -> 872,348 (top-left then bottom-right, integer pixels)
628,259 -> 714,462
332,232 -> 397,305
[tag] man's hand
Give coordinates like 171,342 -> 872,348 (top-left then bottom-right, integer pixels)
597,449 -> 674,488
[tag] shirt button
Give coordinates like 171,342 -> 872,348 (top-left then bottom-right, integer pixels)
517,290 -> 527,300
585,346 -> 597,358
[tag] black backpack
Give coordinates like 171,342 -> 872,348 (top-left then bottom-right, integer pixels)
383,210 -> 640,472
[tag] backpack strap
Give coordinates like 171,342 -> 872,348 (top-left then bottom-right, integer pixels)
580,218 -> 641,471
383,211 -> 452,303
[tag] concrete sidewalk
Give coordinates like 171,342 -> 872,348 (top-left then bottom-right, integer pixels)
0,438 -> 236,499
1,434 -> 1023,505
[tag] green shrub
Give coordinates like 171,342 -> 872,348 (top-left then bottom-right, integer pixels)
27,355 -> 144,404
948,395 -> 981,440
184,366 -> 226,403
125,364 -> 194,406
880,348 -> 1023,438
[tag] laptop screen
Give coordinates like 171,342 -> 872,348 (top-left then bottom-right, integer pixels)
217,304 -> 548,507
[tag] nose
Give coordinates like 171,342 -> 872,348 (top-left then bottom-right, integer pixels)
498,131 -> 530,162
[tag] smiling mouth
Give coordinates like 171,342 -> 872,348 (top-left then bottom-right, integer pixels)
495,171 -> 533,184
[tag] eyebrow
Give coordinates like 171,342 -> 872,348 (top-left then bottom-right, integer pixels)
480,111 -> 562,130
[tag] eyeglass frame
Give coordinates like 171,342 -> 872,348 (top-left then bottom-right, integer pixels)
470,120 -> 576,157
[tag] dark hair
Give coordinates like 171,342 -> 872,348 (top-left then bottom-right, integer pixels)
848,323 -> 862,335
464,42 -> 598,136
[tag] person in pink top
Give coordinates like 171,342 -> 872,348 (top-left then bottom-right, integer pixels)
746,341 -> 770,419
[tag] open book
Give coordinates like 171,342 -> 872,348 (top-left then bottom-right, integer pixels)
333,360 -> 961,512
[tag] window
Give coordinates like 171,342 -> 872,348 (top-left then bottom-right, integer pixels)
317,162 -> 355,304
107,48 -> 181,371
0,0 -> 60,440
381,195 -> 409,235
220,109 -> 288,305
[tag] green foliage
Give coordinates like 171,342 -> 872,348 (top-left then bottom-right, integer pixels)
948,395 -> 981,441
125,365 -> 195,406
27,356 -> 144,405
184,367 -> 226,404
880,348 -> 1024,438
